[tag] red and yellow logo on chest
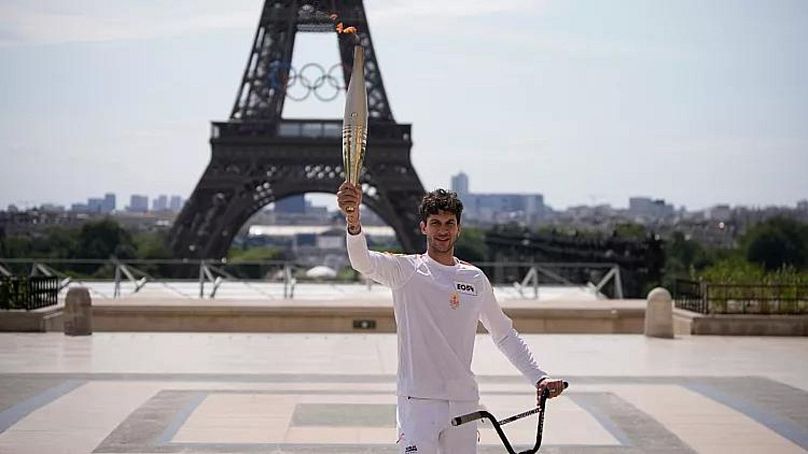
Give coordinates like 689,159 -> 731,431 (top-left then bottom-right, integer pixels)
449,291 -> 460,310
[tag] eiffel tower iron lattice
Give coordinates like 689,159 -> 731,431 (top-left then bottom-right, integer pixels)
169,0 -> 427,259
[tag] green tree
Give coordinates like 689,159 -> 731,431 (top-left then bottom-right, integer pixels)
226,246 -> 286,279
1,235 -> 33,258
76,219 -> 136,259
613,222 -> 646,239
130,231 -> 175,278
742,217 -> 808,271
455,227 -> 488,263
39,227 -> 78,258
133,231 -> 171,260
700,256 -> 766,284
227,246 -> 284,262
664,231 -> 714,277
0,226 -> 79,259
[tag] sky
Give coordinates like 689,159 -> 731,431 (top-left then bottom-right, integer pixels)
1,0 -> 807,212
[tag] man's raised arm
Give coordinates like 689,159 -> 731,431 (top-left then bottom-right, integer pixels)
336,181 -> 411,288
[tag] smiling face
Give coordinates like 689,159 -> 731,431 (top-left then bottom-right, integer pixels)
420,210 -> 461,256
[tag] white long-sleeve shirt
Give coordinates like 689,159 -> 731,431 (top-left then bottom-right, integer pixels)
347,230 -> 546,401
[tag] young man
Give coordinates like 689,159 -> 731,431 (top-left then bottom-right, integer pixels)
337,183 -> 565,454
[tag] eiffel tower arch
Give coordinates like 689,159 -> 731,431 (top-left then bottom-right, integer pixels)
169,0 -> 426,259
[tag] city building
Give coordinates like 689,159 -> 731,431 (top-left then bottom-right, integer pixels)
275,195 -> 306,214
39,204 -> 65,213
451,172 -> 470,198
87,198 -> 104,213
450,172 -> 546,224
152,195 -> 168,212
628,197 -> 675,221
127,195 -> 149,213
102,193 -> 115,213
169,196 -> 184,212
69,193 -> 115,214
70,203 -> 89,213
705,204 -> 732,222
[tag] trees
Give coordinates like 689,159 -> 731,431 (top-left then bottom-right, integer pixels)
4,215 -> 805,283
662,217 -> 808,286
226,246 -> 286,279
0,219 -> 140,276
613,222 -> 647,239
455,227 -> 488,263
227,246 -> 284,262
133,231 -> 172,260
76,219 -> 136,260
664,231 -> 713,279
1,219 -> 138,260
742,217 -> 808,271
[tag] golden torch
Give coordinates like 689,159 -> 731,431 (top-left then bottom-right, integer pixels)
342,45 -> 368,212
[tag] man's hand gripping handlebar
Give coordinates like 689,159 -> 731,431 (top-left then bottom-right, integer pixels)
451,381 -> 569,454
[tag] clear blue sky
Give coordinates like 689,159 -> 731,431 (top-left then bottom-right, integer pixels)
1,0 -> 807,211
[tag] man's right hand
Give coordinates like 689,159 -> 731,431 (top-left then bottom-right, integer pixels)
537,377 -> 567,403
337,181 -> 362,231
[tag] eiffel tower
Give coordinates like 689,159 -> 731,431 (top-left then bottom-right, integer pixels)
169,0 -> 426,259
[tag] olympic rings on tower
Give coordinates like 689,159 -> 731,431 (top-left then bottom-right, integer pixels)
266,60 -> 345,102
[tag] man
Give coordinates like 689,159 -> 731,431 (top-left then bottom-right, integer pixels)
337,182 -> 565,454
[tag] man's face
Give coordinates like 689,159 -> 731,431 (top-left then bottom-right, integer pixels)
420,210 -> 461,254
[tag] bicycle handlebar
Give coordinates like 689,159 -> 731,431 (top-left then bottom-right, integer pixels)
451,381 -> 569,454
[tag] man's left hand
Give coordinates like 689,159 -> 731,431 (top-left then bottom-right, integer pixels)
536,377 -> 566,404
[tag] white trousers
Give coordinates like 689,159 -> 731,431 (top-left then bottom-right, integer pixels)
397,396 -> 479,454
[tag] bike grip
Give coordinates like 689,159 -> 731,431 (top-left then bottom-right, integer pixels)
451,411 -> 484,426
540,380 -> 569,390
541,380 -> 570,399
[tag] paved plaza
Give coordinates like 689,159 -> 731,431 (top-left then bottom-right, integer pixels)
0,332 -> 806,453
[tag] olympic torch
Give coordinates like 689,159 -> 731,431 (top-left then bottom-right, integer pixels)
342,45 -> 368,212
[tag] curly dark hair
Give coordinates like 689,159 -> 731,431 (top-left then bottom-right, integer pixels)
418,189 -> 464,224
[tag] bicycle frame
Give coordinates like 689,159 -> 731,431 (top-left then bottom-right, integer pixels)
451,381 -> 568,454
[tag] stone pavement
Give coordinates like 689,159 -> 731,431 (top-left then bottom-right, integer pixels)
0,332 -> 806,453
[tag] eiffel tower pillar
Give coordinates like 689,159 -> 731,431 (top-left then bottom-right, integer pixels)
169,0 -> 426,259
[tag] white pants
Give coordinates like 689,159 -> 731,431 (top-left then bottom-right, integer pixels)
397,396 -> 479,454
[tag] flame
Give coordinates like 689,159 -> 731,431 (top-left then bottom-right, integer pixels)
330,13 -> 358,35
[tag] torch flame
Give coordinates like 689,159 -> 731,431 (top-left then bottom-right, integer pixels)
330,13 -> 358,36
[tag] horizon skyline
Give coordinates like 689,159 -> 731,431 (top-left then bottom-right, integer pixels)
7,178 -> 807,214
2,0 -> 807,213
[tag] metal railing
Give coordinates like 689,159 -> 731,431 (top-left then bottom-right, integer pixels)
475,262 -> 623,299
0,258 -> 623,300
0,276 -> 59,310
0,258 -> 298,300
673,279 -> 706,314
673,279 -> 808,315
211,119 -> 411,141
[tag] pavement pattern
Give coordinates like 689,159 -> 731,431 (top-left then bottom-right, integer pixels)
0,333 -> 806,453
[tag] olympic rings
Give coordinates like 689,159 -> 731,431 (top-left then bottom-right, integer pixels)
265,60 -> 345,102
